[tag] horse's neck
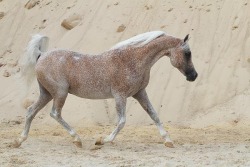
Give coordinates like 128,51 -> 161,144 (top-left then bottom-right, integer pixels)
142,35 -> 181,67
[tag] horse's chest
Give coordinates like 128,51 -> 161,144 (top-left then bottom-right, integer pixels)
130,68 -> 149,84
125,74 -> 147,85
115,71 -> 150,96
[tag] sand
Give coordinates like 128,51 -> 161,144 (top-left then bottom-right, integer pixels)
1,122 -> 250,167
0,0 -> 250,166
0,122 -> 250,167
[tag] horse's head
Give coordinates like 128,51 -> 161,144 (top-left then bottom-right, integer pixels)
168,35 -> 198,82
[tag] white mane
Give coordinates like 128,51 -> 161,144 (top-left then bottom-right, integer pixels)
111,31 -> 166,50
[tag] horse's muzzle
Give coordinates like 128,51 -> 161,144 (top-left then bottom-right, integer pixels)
186,71 -> 198,82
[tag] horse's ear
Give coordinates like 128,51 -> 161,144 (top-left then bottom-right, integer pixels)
184,34 -> 189,43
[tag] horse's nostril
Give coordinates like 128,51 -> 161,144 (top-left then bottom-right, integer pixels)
194,72 -> 198,79
186,71 -> 198,82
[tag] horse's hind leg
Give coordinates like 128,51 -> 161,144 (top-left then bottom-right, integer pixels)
50,92 -> 82,148
133,89 -> 174,148
95,95 -> 127,145
13,83 -> 52,148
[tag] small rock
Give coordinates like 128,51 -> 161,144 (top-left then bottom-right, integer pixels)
232,25 -> 238,30
160,25 -> 166,29
52,132 -> 60,136
233,119 -> 239,124
90,145 -> 102,151
116,24 -> 126,33
25,0 -> 39,9
61,14 -> 82,30
0,63 -> 5,67
45,1 -> 51,5
168,8 -> 173,12
145,5 -> 152,10
114,2 -> 119,6
12,120 -> 22,125
183,19 -> 188,23
3,70 -> 10,77
16,67 -> 20,73
0,12 -> 4,19
39,25 -> 46,29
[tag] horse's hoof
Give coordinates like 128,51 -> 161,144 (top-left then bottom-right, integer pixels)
12,140 -> 21,148
73,141 -> 82,148
95,137 -> 104,145
164,141 -> 174,148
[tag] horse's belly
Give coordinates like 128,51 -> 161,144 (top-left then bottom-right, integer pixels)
68,85 -> 113,99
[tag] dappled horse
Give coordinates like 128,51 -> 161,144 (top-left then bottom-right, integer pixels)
14,31 -> 197,148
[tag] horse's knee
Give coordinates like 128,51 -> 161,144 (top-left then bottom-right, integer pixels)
119,117 -> 126,128
50,110 -> 57,118
25,108 -> 35,120
50,110 -> 61,120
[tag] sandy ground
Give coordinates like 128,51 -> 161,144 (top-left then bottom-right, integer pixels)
1,120 -> 250,167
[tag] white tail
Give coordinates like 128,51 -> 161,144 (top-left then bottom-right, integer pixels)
20,34 -> 49,93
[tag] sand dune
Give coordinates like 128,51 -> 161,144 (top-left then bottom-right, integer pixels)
0,0 -> 250,166
1,0 -> 250,126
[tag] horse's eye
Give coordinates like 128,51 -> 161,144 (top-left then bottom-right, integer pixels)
185,51 -> 191,59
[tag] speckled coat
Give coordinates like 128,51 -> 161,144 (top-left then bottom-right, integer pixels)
36,35 -> 182,99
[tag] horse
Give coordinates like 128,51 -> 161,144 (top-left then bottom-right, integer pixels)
13,31 -> 198,148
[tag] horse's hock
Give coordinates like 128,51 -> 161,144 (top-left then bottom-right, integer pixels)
61,14 -> 82,30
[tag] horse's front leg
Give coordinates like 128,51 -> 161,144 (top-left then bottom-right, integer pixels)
95,95 -> 127,145
133,89 -> 174,148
